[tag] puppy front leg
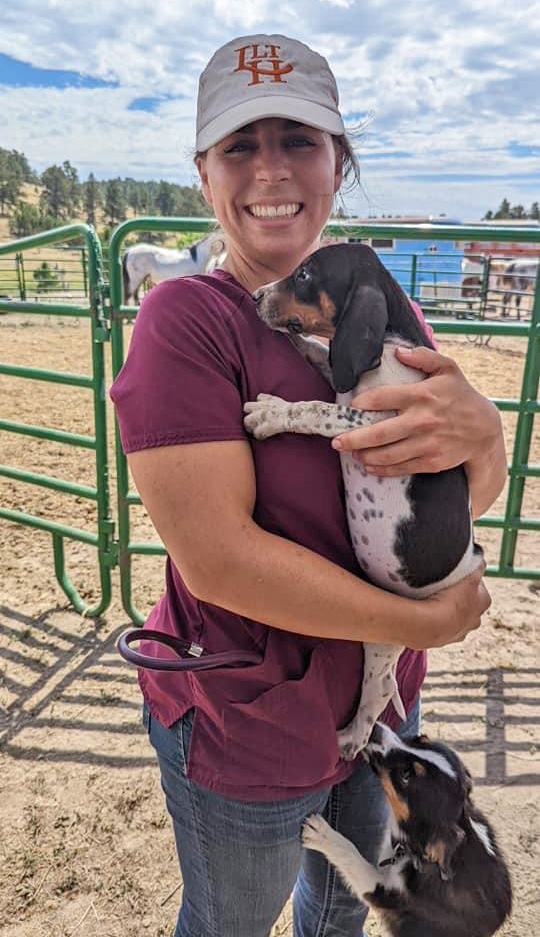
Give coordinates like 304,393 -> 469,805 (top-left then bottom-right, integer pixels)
244,395 -> 379,440
302,815 -> 382,900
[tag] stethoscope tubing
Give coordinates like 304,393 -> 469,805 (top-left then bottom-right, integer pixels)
117,628 -> 262,672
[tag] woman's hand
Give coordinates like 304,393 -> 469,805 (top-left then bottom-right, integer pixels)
410,561 -> 491,650
331,346 -> 503,478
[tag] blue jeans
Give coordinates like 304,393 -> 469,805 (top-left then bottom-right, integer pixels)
144,697 -> 420,937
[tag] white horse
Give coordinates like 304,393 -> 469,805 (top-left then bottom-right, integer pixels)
500,258 -> 539,318
122,232 -> 226,304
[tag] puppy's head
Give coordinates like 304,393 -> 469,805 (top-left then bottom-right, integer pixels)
252,243 -> 432,393
366,722 -> 473,880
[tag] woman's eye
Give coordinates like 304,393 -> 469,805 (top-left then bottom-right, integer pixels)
223,141 -> 254,154
285,137 -> 315,148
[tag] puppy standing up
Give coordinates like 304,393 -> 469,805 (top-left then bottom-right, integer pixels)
243,244 -> 484,757
302,722 -> 512,937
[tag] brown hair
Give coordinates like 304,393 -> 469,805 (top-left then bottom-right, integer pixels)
334,133 -> 361,191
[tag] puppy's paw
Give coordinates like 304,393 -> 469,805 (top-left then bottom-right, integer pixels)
337,719 -> 372,761
302,814 -> 334,853
243,394 -> 289,439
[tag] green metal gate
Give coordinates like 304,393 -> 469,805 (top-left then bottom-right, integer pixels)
1,219 -> 539,624
0,224 -> 115,617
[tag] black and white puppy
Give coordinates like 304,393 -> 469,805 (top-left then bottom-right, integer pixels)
243,244 -> 483,757
302,722 -> 512,937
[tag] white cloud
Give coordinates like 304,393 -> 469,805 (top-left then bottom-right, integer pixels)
0,0 -> 539,218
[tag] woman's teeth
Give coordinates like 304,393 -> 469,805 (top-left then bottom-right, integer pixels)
248,203 -> 301,217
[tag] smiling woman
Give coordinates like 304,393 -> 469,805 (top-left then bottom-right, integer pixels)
110,31 -> 504,937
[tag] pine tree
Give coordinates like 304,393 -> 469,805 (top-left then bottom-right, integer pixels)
83,173 -> 102,226
493,199 -> 511,219
104,178 -> 127,224
0,151 -> 23,214
40,165 -> 71,221
62,160 -> 81,213
9,201 -> 41,237
155,180 -> 176,216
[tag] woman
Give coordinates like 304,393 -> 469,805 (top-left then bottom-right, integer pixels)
111,34 -> 506,937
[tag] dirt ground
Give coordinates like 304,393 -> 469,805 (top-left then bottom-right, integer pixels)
0,312 -> 539,936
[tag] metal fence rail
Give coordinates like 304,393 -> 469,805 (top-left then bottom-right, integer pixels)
1,219 -> 538,623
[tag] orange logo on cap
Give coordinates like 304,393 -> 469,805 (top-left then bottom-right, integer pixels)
234,44 -> 294,86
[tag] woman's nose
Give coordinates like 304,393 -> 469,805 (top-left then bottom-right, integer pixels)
254,145 -> 292,184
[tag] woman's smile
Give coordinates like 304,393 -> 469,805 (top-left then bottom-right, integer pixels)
245,201 -> 303,219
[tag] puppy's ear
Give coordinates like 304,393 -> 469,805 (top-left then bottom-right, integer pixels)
425,825 -> 465,881
329,284 -> 388,393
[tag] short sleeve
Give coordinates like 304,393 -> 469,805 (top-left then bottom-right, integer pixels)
110,277 -> 247,453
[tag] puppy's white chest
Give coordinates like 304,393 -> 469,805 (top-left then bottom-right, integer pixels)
339,447 -> 413,591
336,344 -> 423,594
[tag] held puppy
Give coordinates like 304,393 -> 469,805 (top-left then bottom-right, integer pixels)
302,722 -> 512,937
243,244 -> 483,757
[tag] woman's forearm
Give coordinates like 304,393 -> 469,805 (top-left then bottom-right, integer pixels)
128,441 -> 488,653
183,518 -> 481,652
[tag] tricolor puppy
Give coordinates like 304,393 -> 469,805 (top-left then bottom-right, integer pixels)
243,244 -> 483,757
302,723 -> 512,937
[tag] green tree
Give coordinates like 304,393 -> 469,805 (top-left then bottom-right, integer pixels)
137,184 -> 152,215
40,165 -> 71,220
9,201 -> 59,237
125,178 -> 142,214
529,202 -> 539,220
175,184 -> 212,217
32,261 -> 62,293
9,200 -> 41,237
155,180 -> 176,216
509,204 -> 526,219
6,148 -> 37,183
83,172 -> 102,226
104,178 -> 127,224
62,160 -> 81,213
0,151 -> 23,214
493,198 -> 511,219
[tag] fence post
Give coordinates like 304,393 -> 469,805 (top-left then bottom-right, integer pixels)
15,252 -> 26,300
81,246 -> 88,296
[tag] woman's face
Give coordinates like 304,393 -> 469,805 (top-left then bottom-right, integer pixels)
196,117 -> 342,289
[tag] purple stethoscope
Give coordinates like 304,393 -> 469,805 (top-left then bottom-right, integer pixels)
117,628 -> 262,672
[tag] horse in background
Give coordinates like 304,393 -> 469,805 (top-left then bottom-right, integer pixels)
500,258 -> 539,318
122,232 -> 227,304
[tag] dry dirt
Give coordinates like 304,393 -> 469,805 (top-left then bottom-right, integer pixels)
0,311 -> 539,936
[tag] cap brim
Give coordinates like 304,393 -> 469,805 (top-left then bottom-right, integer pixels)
196,95 -> 345,151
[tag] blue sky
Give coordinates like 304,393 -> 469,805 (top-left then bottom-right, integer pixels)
1,0 -> 539,221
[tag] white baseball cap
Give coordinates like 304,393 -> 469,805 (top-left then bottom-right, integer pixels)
196,34 -> 345,152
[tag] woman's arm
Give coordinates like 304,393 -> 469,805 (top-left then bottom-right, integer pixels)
332,346 -> 507,518
127,439 -> 490,652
